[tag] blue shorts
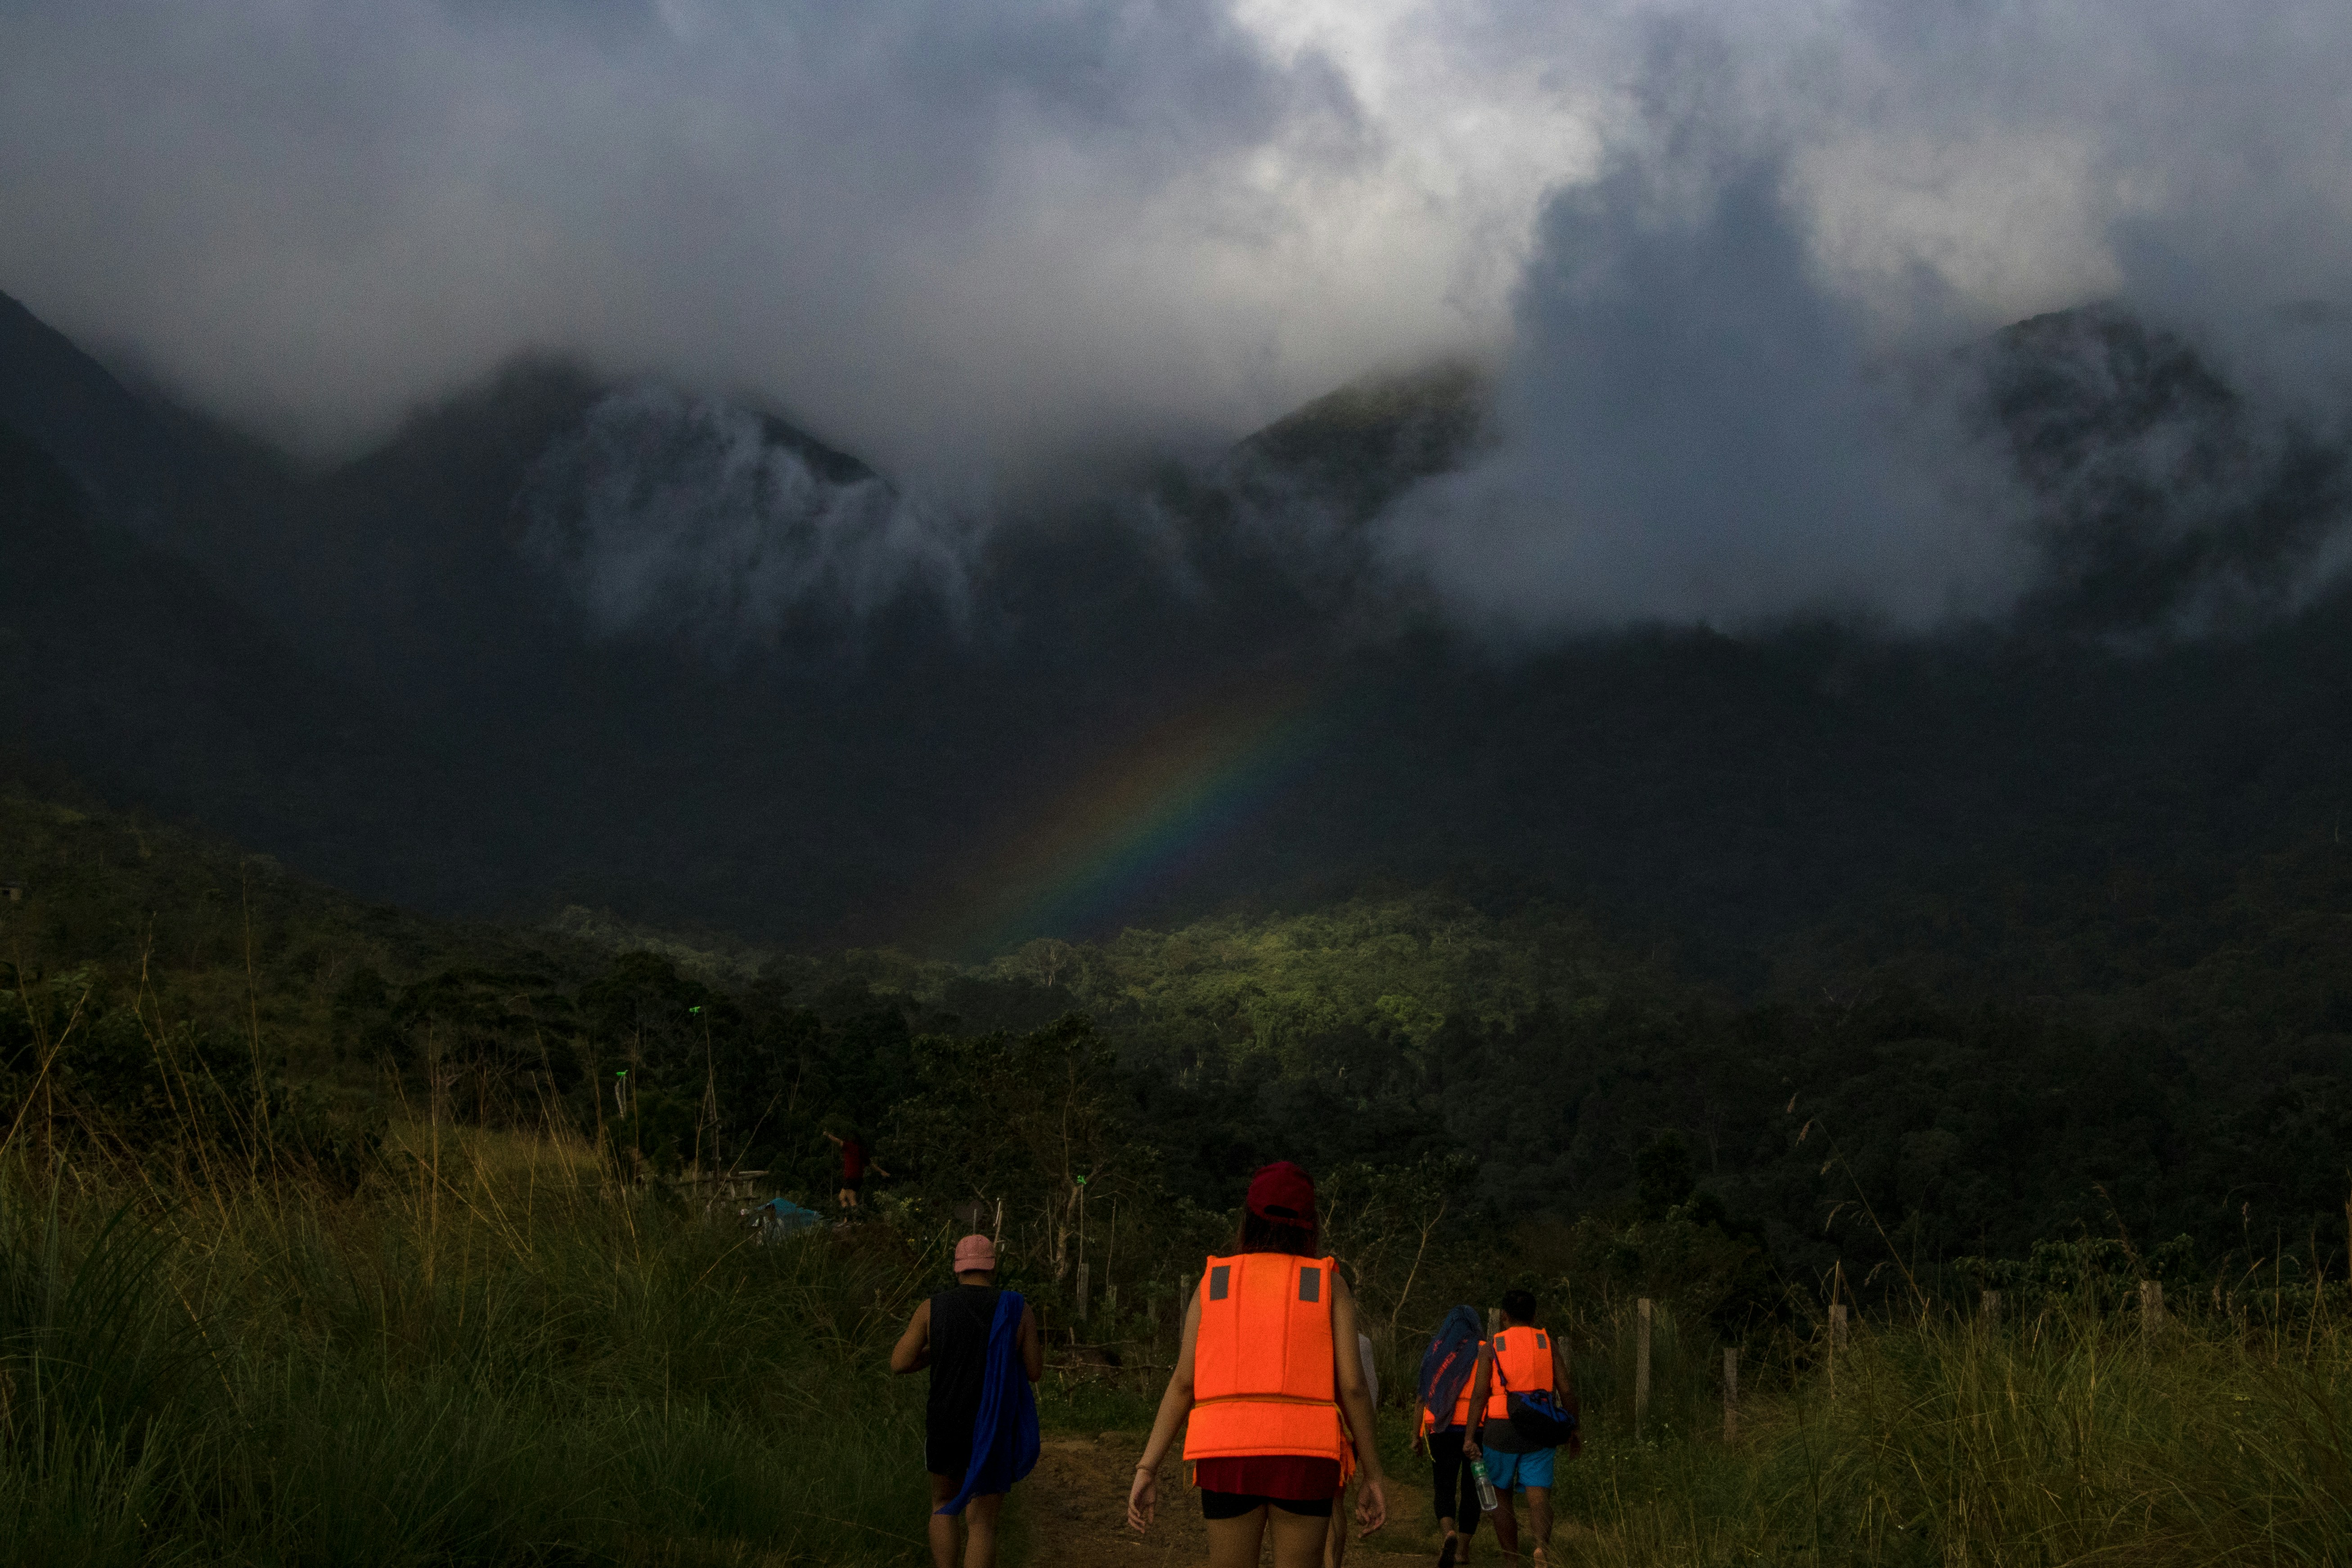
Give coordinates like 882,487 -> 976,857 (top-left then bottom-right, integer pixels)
1482,1446 -> 1555,1490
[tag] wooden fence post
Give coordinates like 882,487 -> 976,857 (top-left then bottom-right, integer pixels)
2141,1280 -> 2166,1344
1635,1298 -> 1653,1440
1076,1262 -> 1089,1323
1104,1282 -> 1117,1320
1722,1347 -> 1740,1444
1981,1290 -> 2001,1326
1828,1302 -> 1848,1401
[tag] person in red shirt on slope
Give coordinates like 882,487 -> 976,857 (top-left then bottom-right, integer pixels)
823,1127 -> 889,1210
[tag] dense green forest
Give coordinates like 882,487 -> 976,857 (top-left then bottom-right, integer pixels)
12,774 -> 2352,1339
13,757 -> 2352,1565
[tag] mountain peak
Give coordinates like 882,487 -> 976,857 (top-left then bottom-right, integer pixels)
1234,359 -> 1493,520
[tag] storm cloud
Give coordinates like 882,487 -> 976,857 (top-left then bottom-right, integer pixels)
1375,3 -> 2352,629
7,0 -> 2352,623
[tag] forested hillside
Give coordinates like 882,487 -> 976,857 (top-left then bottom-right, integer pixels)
11,286 -> 2352,992
13,782 -> 2352,1341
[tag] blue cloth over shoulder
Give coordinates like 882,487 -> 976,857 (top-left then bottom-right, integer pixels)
1418,1304 -> 1484,1430
936,1289 -> 1040,1515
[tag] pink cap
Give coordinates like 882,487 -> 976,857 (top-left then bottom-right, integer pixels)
953,1234 -> 998,1273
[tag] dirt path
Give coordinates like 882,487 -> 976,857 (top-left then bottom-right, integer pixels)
1019,1432 -> 1445,1568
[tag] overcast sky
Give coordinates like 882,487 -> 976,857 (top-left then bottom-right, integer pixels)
6,0 -> 2352,623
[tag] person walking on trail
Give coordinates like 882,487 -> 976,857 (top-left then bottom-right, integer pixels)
1324,1328 -> 1379,1568
890,1234 -> 1043,1568
823,1128 -> 888,1210
1462,1290 -> 1578,1568
1126,1161 -> 1390,1568
1415,1305 -> 1488,1568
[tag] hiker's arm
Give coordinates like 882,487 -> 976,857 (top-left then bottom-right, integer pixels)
1127,1285 -> 1201,1532
1019,1302 -> 1043,1381
1331,1277 -> 1388,1534
889,1300 -> 930,1375
1463,1343 -> 1494,1457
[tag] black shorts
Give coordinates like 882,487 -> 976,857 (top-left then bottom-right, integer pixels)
1200,1490 -> 1334,1521
840,1173 -> 864,1193
925,1423 -> 971,1481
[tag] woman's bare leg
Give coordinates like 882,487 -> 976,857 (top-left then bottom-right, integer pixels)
1324,1483 -> 1352,1568
1206,1508 -> 1268,1568
1267,1507 -> 1333,1568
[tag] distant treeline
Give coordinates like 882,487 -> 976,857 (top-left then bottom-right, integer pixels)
8,785 -> 2352,1340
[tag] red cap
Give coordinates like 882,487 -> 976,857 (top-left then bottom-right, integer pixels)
1246,1161 -> 1317,1225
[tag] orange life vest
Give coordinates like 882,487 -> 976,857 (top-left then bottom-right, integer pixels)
1185,1253 -> 1351,1475
1418,1339 -> 1485,1435
1484,1325 -> 1554,1420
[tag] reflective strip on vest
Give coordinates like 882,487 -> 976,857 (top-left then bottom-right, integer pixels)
1486,1326 -> 1554,1419
1186,1252 -> 1348,1468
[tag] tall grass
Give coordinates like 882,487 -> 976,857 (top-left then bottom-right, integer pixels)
1549,1296 -> 2352,1566
0,1124 -> 934,1567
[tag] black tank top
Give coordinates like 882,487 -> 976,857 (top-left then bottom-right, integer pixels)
926,1285 -> 1002,1431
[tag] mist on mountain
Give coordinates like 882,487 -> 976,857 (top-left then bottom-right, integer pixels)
518,386 -> 977,658
9,269 -> 2352,990
1376,121 -> 2025,632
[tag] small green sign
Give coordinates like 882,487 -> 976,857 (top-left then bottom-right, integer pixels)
1073,1175 -> 1088,1187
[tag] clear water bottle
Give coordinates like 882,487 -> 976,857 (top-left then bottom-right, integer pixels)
1469,1452 -> 1499,1513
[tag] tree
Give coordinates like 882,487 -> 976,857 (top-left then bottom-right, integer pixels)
889,1015 -> 1143,1286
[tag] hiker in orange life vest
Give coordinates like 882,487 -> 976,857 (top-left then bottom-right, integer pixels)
1126,1161 -> 1389,1568
890,1234 -> 1043,1568
1462,1290 -> 1579,1568
1413,1305 -> 1487,1566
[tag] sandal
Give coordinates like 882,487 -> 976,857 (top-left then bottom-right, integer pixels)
1439,1532 -> 1460,1568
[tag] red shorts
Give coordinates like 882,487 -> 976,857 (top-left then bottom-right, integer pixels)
1193,1456 -> 1341,1502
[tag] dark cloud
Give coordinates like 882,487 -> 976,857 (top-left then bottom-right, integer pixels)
8,0 -> 2352,628
1371,26 -> 2018,630
0,0 -> 1372,466
1368,3 -> 2352,630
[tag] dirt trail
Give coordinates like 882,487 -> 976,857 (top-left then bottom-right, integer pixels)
1020,1433 -> 1445,1568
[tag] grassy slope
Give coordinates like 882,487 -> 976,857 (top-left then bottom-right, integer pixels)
20,782 -> 2352,1562
0,794 -> 944,1564
0,1120 -> 941,1568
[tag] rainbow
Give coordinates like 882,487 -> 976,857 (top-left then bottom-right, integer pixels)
941,676 -> 1338,952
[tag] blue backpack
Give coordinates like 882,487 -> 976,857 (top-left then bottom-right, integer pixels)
1494,1347 -> 1578,1448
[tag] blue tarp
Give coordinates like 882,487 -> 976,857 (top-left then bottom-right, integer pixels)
757,1199 -> 823,1238
936,1289 -> 1040,1515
